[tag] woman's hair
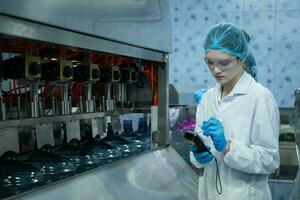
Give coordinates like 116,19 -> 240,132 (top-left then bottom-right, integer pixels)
203,22 -> 256,78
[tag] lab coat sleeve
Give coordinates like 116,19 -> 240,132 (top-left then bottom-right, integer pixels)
190,97 -> 214,168
224,90 -> 280,174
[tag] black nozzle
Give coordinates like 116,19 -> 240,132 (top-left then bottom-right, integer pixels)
29,62 -> 41,75
63,66 -> 73,78
91,68 -> 100,80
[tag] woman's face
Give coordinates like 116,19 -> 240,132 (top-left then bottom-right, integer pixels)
204,50 -> 244,84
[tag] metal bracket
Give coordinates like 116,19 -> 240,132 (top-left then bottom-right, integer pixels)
91,118 -> 105,138
0,127 -> 19,155
66,120 -> 81,142
163,54 -> 169,63
35,123 -> 54,148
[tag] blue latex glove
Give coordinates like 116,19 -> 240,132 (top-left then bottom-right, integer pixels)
202,116 -> 227,152
189,145 -> 214,164
194,88 -> 208,103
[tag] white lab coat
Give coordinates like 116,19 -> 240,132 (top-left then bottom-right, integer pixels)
190,71 -> 280,200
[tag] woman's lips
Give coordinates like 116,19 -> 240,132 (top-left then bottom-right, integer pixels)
215,76 -> 224,79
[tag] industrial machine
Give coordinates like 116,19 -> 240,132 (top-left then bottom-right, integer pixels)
286,89 -> 300,200
0,1 -> 197,199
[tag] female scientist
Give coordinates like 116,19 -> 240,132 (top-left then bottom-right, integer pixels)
189,22 -> 279,200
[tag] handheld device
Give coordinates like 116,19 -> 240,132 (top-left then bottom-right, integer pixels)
185,131 -> 221,194
184,131 -> 211,153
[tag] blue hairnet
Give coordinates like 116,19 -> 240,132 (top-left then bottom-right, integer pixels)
203,22 -> 256,78
244,51 -> 257,79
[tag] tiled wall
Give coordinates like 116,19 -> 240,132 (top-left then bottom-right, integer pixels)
170,0 -> 300,107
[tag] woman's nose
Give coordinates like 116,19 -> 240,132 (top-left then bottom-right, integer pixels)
213,65 -> 222,73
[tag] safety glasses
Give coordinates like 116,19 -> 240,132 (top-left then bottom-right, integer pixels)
204,57 -> 237,71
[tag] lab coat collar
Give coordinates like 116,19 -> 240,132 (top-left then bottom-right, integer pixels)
216,71 -> 254,99
230,71 -> 253,95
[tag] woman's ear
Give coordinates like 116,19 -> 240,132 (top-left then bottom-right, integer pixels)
237,58 -> 244,65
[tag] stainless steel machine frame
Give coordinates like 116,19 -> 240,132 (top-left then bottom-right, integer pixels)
288,89 -> 300,200
0,0 -> 172,52
5,146 -> 198,200
0,14 -> 169,146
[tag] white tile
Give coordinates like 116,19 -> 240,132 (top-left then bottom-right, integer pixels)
276,0 -> 300,10
251,43 -> 275,91
193,0 -> 242,12
243,11 -> 275,43
273,42 -> 300,107
244,0 -> 275,11
276,10 -> 300,42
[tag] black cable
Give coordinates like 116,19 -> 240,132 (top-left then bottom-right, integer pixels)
215,158 -> 222,195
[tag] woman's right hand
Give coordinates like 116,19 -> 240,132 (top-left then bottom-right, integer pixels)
189,145 -> 214,164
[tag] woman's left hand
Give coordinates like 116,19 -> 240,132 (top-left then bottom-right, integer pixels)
202,116 -> 227,152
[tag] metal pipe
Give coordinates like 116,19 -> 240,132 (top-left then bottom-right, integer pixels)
84,83 -> 94,113
100,96 -> 105,112
0,83 -> 6,120
0,97 -> 6,120
93,96 -> 96,112
157,60 -> 169,146
111,98 -> 116,110
17,96 -> 21,119
79,96 -> 83,113
114,83 -> 127,102
38,97 -> 43,117
31,83 -> 39,118
106,99 -> 110,111
51,96 -> 56,115
105,83 -> 112,99
85,83 -> 92,100
62,84 -> 68,101
68,96 -> 72,114
0,108 -> 147,128
24,85 -> 28,117
60,83 -> 70,115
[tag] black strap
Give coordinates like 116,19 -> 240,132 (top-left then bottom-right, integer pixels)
215,158 -> 222,195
